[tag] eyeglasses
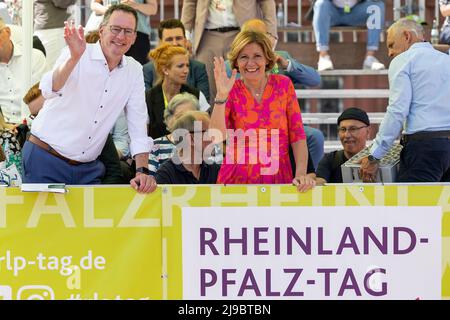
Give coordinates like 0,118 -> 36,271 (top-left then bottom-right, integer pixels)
109,25 -> 136,37
337,125 -> 368,134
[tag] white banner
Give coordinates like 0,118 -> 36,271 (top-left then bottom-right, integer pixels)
182,206 -> 441,299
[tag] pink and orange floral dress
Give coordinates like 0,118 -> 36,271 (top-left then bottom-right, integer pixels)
217,74 -> 306,184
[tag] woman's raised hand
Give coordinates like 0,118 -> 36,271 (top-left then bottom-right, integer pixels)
213,56 -> 237,99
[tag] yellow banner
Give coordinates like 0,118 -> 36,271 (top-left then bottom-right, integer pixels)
0,187 -> 163,300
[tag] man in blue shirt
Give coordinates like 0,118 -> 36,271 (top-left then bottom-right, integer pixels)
360,18 -> 450,182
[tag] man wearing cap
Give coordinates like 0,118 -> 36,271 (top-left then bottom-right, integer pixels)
360,18 -> 450,183
316,107 -> 370,184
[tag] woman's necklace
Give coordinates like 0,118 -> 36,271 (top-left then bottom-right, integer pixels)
247,76 -> 268,100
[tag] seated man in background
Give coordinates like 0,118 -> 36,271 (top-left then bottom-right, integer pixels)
143,18 -> 210,102
149,92 -> 200,175
311,0 -> 386,71
7,23 -> 47,57
316,107 -> 370,184
6,22 -> 47,57
0,17 -> 46,125
155,111 -> 220,184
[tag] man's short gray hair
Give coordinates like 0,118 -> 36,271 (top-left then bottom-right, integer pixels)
99,4 -> 138,30
164,92 -> 200,129
389,18 -> 424,38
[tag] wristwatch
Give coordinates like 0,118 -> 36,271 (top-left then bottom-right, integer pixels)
136,167 -> 151,175
368,155 -> 380,163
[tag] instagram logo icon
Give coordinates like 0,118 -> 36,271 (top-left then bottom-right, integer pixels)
17,285 -> 55,300
0,286 -> 13,300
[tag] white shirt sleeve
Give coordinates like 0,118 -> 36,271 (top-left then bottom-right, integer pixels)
39,47 -> 70,99
199,91 -> 211,112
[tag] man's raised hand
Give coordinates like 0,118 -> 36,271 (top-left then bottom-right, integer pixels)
63,20 -> 86,61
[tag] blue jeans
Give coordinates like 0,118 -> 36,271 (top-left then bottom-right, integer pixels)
313,0 -> 385,52
304,125 -> 325,170
22,141 -> 105,184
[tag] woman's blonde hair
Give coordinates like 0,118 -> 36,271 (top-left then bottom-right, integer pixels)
148,43 -> 188,79
228,31 -> 276,71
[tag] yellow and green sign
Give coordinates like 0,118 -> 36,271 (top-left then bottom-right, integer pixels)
0,187 -> 163,300
1,185 -> 449,299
